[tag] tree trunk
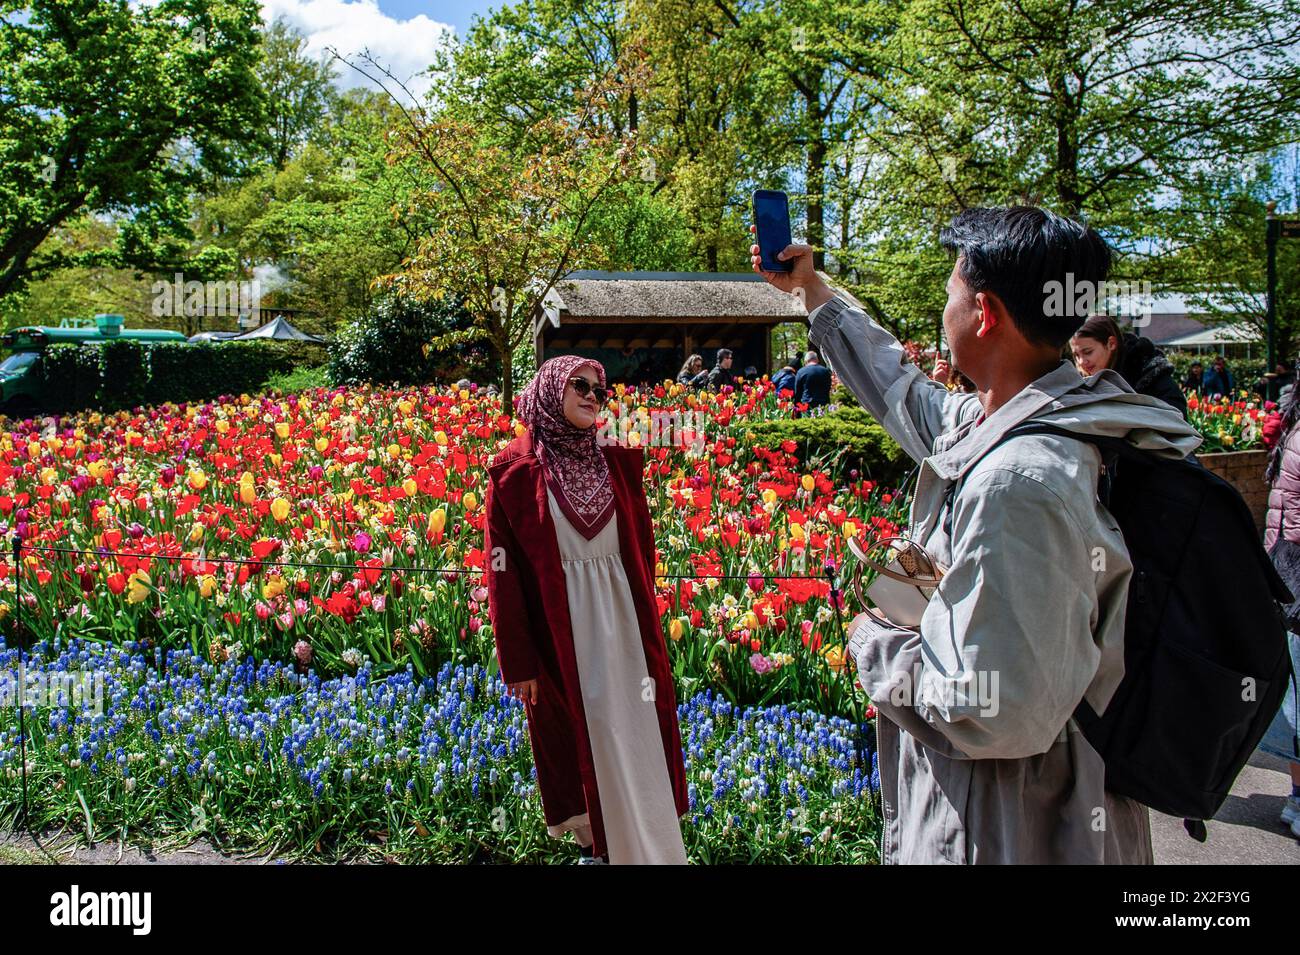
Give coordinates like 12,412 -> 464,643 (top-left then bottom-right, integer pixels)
500,349 -> 514,412
804,83 -> 827,272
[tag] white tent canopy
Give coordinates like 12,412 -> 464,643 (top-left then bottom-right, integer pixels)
232,316 -> 327,343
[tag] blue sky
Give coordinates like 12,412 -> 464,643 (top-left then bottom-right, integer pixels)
260,0 -> 503,95
375,0 -> 497,35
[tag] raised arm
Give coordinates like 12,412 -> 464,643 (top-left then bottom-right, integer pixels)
808,296 -> 978,464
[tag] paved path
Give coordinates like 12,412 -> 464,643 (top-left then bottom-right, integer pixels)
1151,749 -> 1299,864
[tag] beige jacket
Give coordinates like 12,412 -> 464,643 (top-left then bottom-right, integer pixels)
809,294 -> 1202,864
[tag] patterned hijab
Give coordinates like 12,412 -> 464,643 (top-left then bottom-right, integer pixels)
516,355 -> 616,540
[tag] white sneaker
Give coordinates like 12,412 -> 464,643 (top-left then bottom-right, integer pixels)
577,854 -> 607,865
1282,795 -> 1300,826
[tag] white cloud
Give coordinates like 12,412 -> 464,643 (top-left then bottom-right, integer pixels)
261,0 -> 455,100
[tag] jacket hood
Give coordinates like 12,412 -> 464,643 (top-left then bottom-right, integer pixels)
928,361 -> 1202,480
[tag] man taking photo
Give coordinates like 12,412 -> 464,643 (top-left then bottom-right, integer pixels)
751,207 -> 1201,864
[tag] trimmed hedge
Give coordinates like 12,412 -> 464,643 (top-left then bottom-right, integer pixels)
748,404 -> 912,487
38,341 -> 294,413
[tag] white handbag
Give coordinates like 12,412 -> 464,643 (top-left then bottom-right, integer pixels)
846,535 -> 946,628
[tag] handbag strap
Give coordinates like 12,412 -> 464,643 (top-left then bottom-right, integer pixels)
848,535 -> 944,586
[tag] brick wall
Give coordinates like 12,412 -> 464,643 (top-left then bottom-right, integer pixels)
1200,450 -> 1269,535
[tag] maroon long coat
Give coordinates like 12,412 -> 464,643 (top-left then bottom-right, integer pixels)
483,431 -> 689,858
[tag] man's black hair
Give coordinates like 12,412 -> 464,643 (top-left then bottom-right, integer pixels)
939,206 -> 1113,349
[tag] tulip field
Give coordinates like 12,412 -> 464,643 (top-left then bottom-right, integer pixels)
0,378 -> 905,861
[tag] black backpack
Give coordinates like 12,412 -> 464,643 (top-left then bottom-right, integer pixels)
965,422 -> 1297,840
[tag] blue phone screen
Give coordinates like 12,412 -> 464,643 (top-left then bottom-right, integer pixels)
754,192 -> 792,272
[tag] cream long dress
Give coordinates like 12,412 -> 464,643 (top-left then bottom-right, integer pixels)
544,486 -> 688,865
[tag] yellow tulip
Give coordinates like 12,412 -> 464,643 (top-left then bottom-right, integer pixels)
801,474 -> 815,492
315,436 -> 329,454
188,523 -> 204,543
402,478 -> 418,497
270,497 -> 291,522
462,491 -> 478,511
216,419 -> 230,434
275,422 -> 291,439
434,430 -> 448,446
741,611 -> 760,630
428,508 -> 447,535
40,467 -> 57,485
387,444 -> 401,459
187,469 -> 208,491
669,618 -> 684,641
262,576 -> 286,600
126,572 -> 152,604
239,476 -> 256,505
398,400 -> 414,416
790,523 -> 806,542
198,575 -> 217,598
842,521 -> 858,539
514,422 -> 526,438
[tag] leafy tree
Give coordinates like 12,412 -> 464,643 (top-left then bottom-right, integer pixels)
259,18 -> 338,170
342,46 -> 646,406
0,0 -> 265,300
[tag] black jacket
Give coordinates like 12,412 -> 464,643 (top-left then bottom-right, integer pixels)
707,364 -> 735,389
1116,333 -> 1187,419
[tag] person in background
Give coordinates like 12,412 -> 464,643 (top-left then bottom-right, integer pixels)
742,364 -> 758,380
706,348 -> 735,389
1258,361 -> 1294,404
1183,361 -> 1205,395
793,350 -> 832,416
1202,355 -> 1234,397
771,358 -> 798,396
676,354 -> 706,388
1069,315 -> 1187,419
933,357 -> 979,394
1260,382 -> 1300,840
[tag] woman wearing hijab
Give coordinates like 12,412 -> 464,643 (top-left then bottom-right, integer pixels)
484,354 -> 689,865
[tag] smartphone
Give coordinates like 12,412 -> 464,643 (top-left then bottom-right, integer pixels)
753,189 -> 793,273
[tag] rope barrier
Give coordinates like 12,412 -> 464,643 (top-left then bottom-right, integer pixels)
20,541 -> 858,582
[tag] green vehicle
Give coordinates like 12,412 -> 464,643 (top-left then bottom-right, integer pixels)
0,314 -> 187,416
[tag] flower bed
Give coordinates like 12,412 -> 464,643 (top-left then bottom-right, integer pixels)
0,380 -> 905,719
0,639 -> 880,863
1186,392 -> 1271,452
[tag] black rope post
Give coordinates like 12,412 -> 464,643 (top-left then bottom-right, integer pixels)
824,559 -> 864,773
12,533 -> 27,827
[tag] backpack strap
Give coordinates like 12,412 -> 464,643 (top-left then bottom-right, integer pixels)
940,421 -> 1122,538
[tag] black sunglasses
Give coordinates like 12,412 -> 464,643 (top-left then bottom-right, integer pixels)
567,376 -> 610,403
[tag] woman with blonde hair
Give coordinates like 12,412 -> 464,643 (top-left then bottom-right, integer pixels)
484,354 -> 689,864
676,353 -> 706,388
